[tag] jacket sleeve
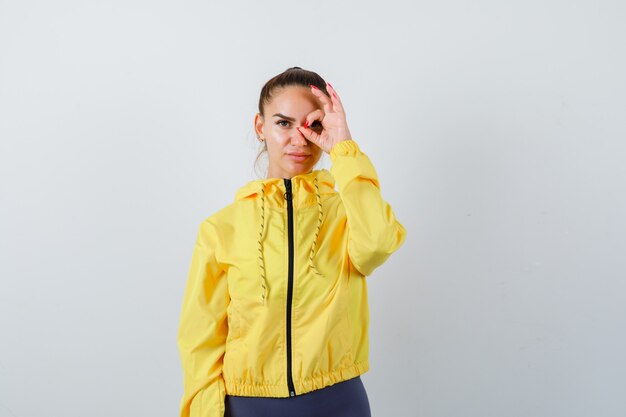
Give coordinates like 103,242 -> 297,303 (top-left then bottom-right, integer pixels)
177,218 -> 229,417
329,139 -> 407,277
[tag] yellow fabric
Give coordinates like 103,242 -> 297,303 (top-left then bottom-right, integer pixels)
177,139 -> 407,417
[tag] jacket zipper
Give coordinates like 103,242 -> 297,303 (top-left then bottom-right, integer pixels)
284,178 -> 297,397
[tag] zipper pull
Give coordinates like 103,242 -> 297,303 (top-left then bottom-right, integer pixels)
283,179 -> 292,201
290,390 -> 295,397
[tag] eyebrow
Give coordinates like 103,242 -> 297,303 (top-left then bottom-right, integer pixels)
272,113 -> 296,121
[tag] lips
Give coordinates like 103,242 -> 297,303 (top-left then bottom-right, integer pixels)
288,153 -> 310,162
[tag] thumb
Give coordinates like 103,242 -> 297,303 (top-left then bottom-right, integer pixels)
296,126 -> 321,147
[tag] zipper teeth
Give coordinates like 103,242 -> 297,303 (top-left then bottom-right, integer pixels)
284,179 -> 296,397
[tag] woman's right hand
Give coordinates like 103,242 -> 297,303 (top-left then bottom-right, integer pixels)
296,82 -> 353,154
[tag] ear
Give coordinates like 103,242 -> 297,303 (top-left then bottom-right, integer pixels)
254,113 -> 264,137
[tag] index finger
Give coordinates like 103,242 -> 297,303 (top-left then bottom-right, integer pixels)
325,82 -> 345,114
310,85 -> 334,114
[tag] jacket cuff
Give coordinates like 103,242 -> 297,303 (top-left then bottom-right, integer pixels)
329,139 -> 360,159
329,139 -> 380,192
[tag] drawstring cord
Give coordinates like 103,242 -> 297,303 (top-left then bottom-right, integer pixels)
257,176 -> 324,306
308,177 -> 323,277
257,185 -> 267,305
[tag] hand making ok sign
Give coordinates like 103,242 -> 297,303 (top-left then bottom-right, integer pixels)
296,82 -> 353,154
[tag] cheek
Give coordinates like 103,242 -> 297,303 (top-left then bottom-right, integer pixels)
270,124 -> 290,136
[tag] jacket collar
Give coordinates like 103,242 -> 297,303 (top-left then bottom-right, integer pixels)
234,169 -> 336,202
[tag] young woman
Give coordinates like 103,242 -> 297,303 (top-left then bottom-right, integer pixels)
177,67 -> 407,417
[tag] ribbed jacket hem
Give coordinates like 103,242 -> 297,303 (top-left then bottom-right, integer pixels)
223,359 -> 369,398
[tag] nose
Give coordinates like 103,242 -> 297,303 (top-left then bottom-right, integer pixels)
291,128 -> 307,146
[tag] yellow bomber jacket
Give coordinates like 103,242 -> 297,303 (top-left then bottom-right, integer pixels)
177,139 -> 407,417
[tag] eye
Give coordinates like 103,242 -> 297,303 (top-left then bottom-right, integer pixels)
311,120 -> 322,127
276,120 -> 290,127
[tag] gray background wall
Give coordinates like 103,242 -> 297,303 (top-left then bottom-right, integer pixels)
1,1 -> 625,416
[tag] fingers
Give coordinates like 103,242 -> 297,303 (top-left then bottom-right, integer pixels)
325,82 -> 345,114
304,109 -> 324,130
296,126 -> 321,148
310,84 -> 334,114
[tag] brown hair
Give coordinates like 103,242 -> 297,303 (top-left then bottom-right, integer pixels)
254,66 -> 331,177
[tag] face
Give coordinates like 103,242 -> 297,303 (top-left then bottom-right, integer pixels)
254,85 -> 324,179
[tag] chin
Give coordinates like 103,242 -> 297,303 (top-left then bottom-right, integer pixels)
285,164 -> 312,175
291,166 -> 312,174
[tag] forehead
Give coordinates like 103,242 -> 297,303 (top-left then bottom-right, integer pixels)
266,86 -> 321,114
